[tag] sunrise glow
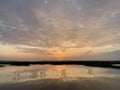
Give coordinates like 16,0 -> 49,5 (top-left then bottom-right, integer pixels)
0,0 -> 120,60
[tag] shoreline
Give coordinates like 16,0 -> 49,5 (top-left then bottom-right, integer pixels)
0,61 -> 120,69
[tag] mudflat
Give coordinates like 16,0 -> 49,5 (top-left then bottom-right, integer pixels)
0,77 -> 120,90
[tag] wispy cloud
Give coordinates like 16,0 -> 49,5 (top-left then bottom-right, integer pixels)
0,0 -> 120,60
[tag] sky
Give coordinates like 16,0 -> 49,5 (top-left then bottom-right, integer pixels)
0,0 -> 120,61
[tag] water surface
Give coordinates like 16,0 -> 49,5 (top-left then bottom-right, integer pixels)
0,65 -> 120,84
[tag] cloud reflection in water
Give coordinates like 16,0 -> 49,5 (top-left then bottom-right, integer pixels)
0,65 -> 120,84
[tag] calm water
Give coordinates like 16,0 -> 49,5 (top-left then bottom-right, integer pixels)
0,65 -> 120,84
0,65 -> 120,90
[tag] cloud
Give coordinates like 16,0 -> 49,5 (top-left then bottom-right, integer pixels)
0,0 -> 120,60
17,46 -> 51,55
87,50 -> 120,60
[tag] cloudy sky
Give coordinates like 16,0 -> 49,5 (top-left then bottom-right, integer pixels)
0,0 -> 120,61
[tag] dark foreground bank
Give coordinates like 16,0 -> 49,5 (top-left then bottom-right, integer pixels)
0,77 -> 120,90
